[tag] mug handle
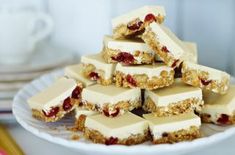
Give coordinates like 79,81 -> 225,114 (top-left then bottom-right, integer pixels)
28,13 -> 54,51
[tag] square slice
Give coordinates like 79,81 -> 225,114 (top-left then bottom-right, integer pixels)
143,79 -> 203,116
81,84 -> 141,117
65,64 -> 96,87
112,6 -> 165,39
102,35 -> 154,65
115,63 -> 174,90
74,107 -> 98,131
27,77 -> 83,122
143,112 -> 201,144
182,61 -> 230,94
142,23 -> 191,68
84,112 -> 149,145
81,53 -> 116,85
201,85 -> 235,125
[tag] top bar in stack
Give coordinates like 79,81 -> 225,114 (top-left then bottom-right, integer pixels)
102,35 -> 154,65
112,6 -> 165,39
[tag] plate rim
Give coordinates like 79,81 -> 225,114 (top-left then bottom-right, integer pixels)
12,70 -> 235,154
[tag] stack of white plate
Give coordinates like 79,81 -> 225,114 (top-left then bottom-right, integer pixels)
0,42 -> 78,120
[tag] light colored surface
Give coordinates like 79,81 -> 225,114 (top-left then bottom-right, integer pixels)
64,64 -> 96,87
12,70 -> 235,155
81,53 -> 116,79
104,35 -> 153,53
75,107 -> 98,119
143,112 -> 201,138
115,63 -> 173,78
27,77 -> 77,111
145,80 -> 202,106
82,84 -> 141,106
85,112 -> 148,139
112,5 -> 165,28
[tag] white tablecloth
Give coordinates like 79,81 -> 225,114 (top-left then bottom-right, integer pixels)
5,122 -> 235,155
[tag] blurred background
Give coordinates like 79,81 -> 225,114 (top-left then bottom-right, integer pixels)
0,0 -> 235,118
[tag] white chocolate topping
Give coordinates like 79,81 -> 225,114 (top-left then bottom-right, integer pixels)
75,107 -> 98,119
81,53 -> 116,79
112,6 -> 165,28
85,112 -> 148,139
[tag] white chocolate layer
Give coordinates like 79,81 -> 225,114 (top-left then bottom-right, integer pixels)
143,112 -> 201,139
81,53 -> 116,79
112,6 -> 166,28
183,61 -> 230,81
75,107 -> 98,119
104,35 -> 153,54
28,77 -> 77,112
65,64 -> 96,87
145,80 -> 202,106
85,112 -> 148,139
202,85 -> 235,116
115,63 -> 173,78
82,84 -> 141,107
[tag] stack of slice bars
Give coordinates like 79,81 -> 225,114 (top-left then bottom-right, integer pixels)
28,5 -> 233,146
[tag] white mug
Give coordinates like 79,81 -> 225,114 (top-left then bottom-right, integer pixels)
0,8 -> 53,64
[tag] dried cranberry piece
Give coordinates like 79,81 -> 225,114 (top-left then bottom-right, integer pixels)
217,114 -> 230,125
200,78 -> 212,86
127,21 -> 143,30
111,52 -> 135,65
161,46 -> 169,53
63,97 -> 72,111
105,137 -> 118,145
89,72 -> 99,81
42,107 -> 59,117
72,86 -> 82,99
144,13 -> 156,23
103,109 -> 110,117
162,132 -> 169,137
126,74 -> 137,87
171,59 -> 180,68
111,108 -> 120,117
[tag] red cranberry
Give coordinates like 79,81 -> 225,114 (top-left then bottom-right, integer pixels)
161,46 -> 169,53
217,114 -> 230,125
111,52 -> 135,65
126,74 -> 137,87
105,137 -> 118,145
111,108 -> 120,117
63,97 -> 72,111
103,109 -> 110,117
72,86 -> 82,99
144,13 -> 156,23
171,59 -> 180,68
127,21 -> 143,30
200,78 -> 212,86
42,107 -> 59,117
89,72 -> 99,81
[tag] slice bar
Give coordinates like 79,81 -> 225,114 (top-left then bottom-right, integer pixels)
84,112 -> 149,145
81,84 -> 141,117
115,63 -> 174,90
182,61 -> 230,94
112,6 -> 165,39
143,80 -> 204,116
102,35 -> 154,65
81,53 -> 116,85
143,112 -> 201,144
201,85 -> 235,125
27,77 -> 83,122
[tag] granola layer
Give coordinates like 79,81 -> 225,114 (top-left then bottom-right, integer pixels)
113,15 -> 164,39
152,126 -> 201,144
142,27 -> 181,68
115,70 -> 174,90
74,114 -> 87,131
83,64 -> 113,85
81,99 -> 141,117
84,127 -> 150,145
181,64 -> 230,94
143,97 -> 204,117
31,98 -> 79,122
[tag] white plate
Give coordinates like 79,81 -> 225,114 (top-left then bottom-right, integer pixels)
12,71 -> 235,155
0,42 -> 78,74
